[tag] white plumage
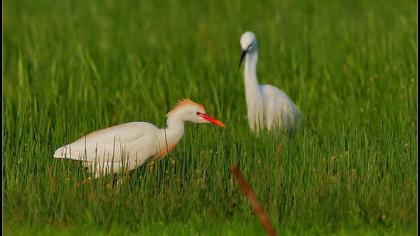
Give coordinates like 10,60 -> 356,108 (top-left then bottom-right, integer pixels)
239,31 -> 301,133
54,99 -> 224,178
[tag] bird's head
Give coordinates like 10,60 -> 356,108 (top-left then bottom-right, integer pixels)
239,31 -> 258,67
166,99 -> 225,127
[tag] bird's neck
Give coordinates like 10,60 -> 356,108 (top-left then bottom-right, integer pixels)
159,117 -> 185,150
244,50 -> 264,132
165,116 -> 186,135
244,50 -> 258,81
244,50 -> 262,99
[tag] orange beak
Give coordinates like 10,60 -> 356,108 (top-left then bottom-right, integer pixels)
198,113 -> 225,128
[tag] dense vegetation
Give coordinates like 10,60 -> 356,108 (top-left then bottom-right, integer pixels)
3,0 -> 417,235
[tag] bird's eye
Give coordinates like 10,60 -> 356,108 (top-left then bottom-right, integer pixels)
196,112 -> 202,115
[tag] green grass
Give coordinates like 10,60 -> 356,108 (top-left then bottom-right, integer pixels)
3,0 -> 417,235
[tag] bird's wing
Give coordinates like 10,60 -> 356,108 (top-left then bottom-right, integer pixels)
261,84 -> 293,101
261,84 -> 300,128
53,122 -> 159,164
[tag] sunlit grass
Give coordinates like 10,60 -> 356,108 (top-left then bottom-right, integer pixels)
3,0 -> 417,235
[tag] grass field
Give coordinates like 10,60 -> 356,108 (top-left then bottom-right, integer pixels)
3,0 -> 418,235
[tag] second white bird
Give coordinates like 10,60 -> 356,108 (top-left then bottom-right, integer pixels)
239,31 -> 301,133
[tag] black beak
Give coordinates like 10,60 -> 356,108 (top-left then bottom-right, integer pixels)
239,49 -> 247,68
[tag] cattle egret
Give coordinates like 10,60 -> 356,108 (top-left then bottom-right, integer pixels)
53,99 -> 225,179
239,31 -> 301,133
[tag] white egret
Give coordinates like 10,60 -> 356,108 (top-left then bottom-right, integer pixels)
239,31 -> 301,133
53,99 -> 225,180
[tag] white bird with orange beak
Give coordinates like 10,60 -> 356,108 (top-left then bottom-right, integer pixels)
53,99 -> 225,179
239,31 -> 301,133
